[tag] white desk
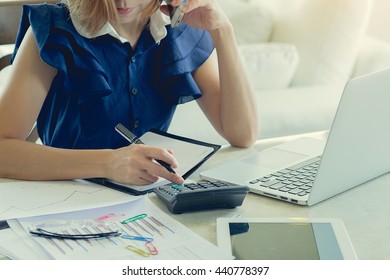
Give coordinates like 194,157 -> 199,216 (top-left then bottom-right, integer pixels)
1,131 -> 390,259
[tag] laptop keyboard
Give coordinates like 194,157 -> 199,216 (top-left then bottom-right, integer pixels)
249,156 -> 322,197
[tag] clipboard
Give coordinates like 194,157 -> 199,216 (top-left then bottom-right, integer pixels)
88,129 -> 221,195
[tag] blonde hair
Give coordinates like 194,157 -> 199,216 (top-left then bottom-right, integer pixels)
63,0 -> 162,35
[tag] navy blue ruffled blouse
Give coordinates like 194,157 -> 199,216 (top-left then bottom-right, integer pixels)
12,3 -> 214,149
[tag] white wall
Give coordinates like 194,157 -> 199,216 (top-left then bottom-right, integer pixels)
366,0 -> 390,42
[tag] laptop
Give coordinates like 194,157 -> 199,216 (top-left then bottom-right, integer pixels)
201,68 -> 390,206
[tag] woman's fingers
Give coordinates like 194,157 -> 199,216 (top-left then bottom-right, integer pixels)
108,144 -> 184,185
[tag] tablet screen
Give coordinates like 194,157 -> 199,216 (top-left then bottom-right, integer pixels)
217,218 -> 356,260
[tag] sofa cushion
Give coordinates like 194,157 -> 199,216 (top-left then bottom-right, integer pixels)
353,36 -> 390,77
238,43 -> 299,90
217,0 -> 274,44
252,0 -> 372,86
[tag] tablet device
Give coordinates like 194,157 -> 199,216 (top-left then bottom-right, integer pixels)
216,217 -> 357,260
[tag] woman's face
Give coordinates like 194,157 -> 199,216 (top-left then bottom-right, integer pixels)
114,0 -> 154,24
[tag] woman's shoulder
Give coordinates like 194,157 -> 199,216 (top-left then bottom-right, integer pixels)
23,3 -> 66,19
13,2 -> 108,92
23,3 -> 73,31
15,2 -> 89,58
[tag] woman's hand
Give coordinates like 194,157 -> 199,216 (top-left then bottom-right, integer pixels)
161,0 -> 230,31
106,144 -> 184,186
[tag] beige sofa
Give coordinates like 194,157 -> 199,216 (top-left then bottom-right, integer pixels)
169,0 -> 390,145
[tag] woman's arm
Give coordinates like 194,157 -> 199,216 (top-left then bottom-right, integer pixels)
0,28 -> 110,181
194,31 -> 258,148
0,28 -> 183,185
165,0 -> 259,147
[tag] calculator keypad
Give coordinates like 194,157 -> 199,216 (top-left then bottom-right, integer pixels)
154,180 -> 249,214
159,181 -> 232,196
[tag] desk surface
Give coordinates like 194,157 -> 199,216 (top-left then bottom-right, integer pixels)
152,131 -> 390,260
1,131 -> 390,260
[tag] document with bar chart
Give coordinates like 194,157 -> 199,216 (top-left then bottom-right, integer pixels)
6,197 -> 232,260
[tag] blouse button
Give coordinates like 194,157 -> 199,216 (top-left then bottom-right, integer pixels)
134,120 -> 139,128
131,56 -> 136,63
131,87 -> 138,96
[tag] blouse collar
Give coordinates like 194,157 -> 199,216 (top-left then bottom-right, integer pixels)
70,9 -> 170,44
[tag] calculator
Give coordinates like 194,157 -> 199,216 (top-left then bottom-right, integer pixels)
153,180 -> 249,214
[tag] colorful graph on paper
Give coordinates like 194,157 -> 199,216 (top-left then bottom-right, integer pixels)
10,197 -> 231,260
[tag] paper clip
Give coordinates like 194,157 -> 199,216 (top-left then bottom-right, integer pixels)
120,234 -> 153,242
121,213 -> 147,224
145,241 -> 158,255
126,245 -> 150,257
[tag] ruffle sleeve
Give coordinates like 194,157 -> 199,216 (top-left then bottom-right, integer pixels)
12,3 -> 112,98
161,24 -> 215,77
156,24 -> 215,104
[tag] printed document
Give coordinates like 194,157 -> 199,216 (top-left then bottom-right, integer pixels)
6,196 -> 232,260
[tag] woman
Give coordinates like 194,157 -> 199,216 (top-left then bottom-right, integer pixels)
0,0 -> 257,186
